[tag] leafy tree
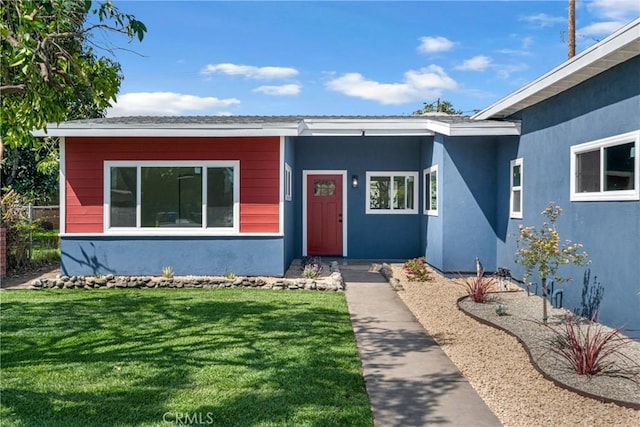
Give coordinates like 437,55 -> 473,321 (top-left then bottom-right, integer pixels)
412,98 -> 463,115
0,0 -> 146,201
514,202 -> 590,323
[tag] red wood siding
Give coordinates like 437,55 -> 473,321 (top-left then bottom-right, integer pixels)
64,137 -> 281,233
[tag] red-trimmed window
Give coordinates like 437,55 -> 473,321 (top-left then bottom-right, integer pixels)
105,160 -> 239,234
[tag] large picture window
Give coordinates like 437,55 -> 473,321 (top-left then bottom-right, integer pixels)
570,131 -> 639,201
366,171 -> 418,214
510,158 -> 523,219
105,161 -> 239,233
423,166 -> 438,216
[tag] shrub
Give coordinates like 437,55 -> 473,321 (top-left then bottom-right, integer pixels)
162,266 -> 174,278
459,270 -> 494,303
495,304 -> 508,316
1,190 -> 40,271
301,256 -> 323,279
403,257 -> 431,282
545,315 -> 639,378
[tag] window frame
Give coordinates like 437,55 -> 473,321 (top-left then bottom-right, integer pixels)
570,131 -> 640,202
284,163 -> 292,201
423,166 -> 438,216
510,158 -> 523,219
365,171 -> 419,214
103,160 -> 240,235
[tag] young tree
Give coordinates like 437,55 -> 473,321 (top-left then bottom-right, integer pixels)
0,0 -> 146,152
412,98 -> 463,115
514,202 -> 590,323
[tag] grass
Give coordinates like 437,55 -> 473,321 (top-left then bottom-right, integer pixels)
0,289 -> 372,427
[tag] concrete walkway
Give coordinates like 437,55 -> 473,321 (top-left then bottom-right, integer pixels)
341,263 -> 501,427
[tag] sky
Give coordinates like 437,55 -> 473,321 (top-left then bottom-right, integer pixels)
103,0 -> 640,117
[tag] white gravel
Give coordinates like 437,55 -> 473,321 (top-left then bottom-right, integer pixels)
391,264 -> 640,427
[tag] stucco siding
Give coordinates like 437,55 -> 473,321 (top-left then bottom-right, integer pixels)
60,236 -> 285,276
441,136 -> 498,272
498,56 -> 640,329
423,135 -> 444,269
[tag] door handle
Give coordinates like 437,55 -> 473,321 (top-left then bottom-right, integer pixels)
338,213 -> 343,223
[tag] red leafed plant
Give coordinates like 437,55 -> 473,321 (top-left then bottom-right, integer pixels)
546,314 -> 639,378
459,270 -> 494,303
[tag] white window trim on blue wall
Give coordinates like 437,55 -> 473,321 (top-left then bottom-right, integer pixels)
103,160 -> 240,235
510,158 -> 523,219
570,130 -> 640,202
365,171 -> 419,214
423,166 -> 438,216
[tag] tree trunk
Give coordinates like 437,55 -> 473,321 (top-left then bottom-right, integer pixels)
542,277 -> 548,323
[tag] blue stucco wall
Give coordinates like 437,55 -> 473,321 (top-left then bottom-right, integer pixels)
441,136 -> 498,273
293,136 -> 429,260
497,56 -> 640,330
60,236 -> 286,277
283,137 -> 296,272
423,135 -> 444,269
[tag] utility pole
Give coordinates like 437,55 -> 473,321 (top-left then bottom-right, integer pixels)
568,0 -> 576,58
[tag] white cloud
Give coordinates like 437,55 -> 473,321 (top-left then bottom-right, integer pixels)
579,0 -> 638,38
417,36 -> 455,53
520,13 -> 565,27
495,63 -> 529,79
107,92 -> 240,117
455,55 -> 492,71
201,63 -> 299,80
253,84 -> 302,96
578,21 -> 628,37
587,0 -> 639,21
326,65 -> 457,105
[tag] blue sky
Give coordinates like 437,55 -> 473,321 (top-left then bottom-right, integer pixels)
105,0 -> 639,117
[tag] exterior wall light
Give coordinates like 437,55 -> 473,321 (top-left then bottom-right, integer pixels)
352,174 -> 359,188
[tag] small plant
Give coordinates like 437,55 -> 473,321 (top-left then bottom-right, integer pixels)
544,314 -> 639,378
459,270 -> 494,303
301,256 -> 323,279
514,202 -> 589,323
495,304 -> 508,316
226,272 -> 236,280
403,257 -> 431,282
162,266 -> 174,278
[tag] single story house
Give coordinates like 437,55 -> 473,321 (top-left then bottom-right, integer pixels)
38,18 -> 639,331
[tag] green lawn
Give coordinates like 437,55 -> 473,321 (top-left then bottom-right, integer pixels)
0,289 -> 372,427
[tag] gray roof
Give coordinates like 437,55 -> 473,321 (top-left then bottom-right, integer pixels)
35,114 -> 521,137
56,114 -> 475,127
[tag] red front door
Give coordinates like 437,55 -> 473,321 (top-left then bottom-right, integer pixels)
307,174 -> 343,256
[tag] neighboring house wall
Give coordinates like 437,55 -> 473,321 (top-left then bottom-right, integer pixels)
61,136 -> 286,276
497,56 -> 640,329
293,136 -> 428,259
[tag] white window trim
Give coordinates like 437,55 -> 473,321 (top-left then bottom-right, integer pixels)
423,165 -> 438,216
103,160 -> 240,235
365,171 -> 419,214
510,158 -> 523,219
284,163 -> 292,201
570,130 -> 640,202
